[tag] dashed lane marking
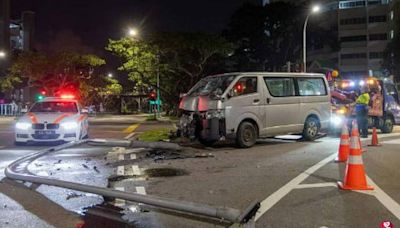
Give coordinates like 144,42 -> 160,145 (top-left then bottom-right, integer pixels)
130,153 -> 137,160
132,165 -> 141,176
123,123 -> 140,134
136,186 -> 147,195
114,186 -> 125,207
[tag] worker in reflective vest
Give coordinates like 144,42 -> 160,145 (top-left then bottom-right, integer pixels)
355,86 -> 370,138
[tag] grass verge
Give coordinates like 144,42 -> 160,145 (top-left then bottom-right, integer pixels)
138,128 -> 171,142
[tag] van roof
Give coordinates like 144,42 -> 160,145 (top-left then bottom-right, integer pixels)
207,72 -> 325,78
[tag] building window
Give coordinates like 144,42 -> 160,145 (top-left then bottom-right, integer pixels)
369,15 -> 387,23
369,33 -> 387,41
368,0 -> 381,5
340,17 -> 366,25
339,0 -> 366,9
341,53 -> 367,59
390,30 -> 394,39
340,35 -> 367,42
369,52 -> 384,59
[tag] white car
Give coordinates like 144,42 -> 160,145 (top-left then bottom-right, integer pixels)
15,97 -> 89,145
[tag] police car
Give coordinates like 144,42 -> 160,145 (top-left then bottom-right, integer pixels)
15,96 -> 89,145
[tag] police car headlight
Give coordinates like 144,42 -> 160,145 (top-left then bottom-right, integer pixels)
61,122 -> 78,130
206,110 -> 225,119
16,122 -> 32,130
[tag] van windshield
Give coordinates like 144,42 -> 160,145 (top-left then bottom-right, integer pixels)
188,75 -> 236,96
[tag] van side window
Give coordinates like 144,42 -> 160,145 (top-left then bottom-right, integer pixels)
231,77 -> 257,96
264,78 -> 295,97
297,78 -> 327,96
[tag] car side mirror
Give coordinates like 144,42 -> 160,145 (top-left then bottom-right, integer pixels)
81,108 -> 89,114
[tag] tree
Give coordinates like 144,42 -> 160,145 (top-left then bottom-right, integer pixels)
224,2 -> 304,71
106,33 -> 233,111
6,51 -> 105,99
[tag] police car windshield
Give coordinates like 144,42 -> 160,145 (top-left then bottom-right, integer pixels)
188,75 -> 236,96
30,101 -> 78,113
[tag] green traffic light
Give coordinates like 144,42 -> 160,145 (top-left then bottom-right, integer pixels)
37,95 -> 44,100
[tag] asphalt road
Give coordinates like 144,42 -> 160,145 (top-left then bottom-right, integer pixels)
1,116 -> 400,228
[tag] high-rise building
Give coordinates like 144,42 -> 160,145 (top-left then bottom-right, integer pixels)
0,0 -> 10,53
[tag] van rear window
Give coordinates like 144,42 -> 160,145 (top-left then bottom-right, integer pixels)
297,78 -> 327,96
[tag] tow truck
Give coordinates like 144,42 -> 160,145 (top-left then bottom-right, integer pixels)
14,95 -> 89,145
330,77 -> 400,133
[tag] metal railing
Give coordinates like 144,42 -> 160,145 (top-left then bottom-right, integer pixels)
0,104 -> 20,116
5,139 -> 260,226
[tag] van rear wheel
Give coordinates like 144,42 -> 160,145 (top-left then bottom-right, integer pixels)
303,117 -> 319,141
236,121 -> 257,148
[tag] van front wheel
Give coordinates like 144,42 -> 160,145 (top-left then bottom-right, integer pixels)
303,117 -> 319,141
236,121 -> 257,148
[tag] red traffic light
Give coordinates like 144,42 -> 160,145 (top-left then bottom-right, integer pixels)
40,89 -> 47,96
149,91 -> 157,101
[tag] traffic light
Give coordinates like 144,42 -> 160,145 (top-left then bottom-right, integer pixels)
149,91 -> 157,101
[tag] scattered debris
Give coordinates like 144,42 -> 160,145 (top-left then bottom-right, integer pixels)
93,166 -> 100,173
34,163 -> 43,167
194,153 -> 214,158
82,164 -> 89,169
54,159 -> 62,164
56,168 -> 61,171
66,192 -> 84,200
3,204 -> 7,208
144,168 -> 188,177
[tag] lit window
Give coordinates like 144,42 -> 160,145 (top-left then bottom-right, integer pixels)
390,30 -> 394,39
391,11 -> 394,20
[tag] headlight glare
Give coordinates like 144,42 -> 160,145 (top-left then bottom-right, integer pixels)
61,122 -> 78,130
16,122 -> 32,130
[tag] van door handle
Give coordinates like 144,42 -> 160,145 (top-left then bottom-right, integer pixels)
266,98 -> 271,104
253,99 -> 260,103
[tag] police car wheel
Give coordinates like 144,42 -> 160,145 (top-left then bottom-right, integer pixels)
303,117 -> 320,141
236,121 -> 257,148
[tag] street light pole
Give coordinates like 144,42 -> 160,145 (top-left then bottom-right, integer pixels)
303,14 -> 310,73
156,52 -> 161,118
303,5 -> 320,73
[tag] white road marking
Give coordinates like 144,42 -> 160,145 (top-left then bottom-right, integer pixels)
132,165 -> 141,176
117,166 -> 125,176
124,132 -> 136,139
114,186 -> 125,207
130,154 -> 137,160
366,176 -> 400,219
255,153 -> 337,221
294,182 -> 337,189
382,139 -> 400,144
136,186 -> 147,195
118,154 -> 124,160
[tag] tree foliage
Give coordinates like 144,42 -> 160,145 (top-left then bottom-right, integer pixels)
106,33 -> 233,110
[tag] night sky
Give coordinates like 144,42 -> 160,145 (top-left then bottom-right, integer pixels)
11,0 -> 254,50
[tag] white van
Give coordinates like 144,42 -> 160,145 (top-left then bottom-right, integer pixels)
178,72 -> 331,148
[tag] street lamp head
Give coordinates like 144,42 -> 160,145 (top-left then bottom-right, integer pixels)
128,28 -> 138,37
107,73 -> 113,78
312,5 -> 321,13
0,50 -> 6,58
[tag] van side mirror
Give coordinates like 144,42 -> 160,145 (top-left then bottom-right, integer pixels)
227,90 -> 235,99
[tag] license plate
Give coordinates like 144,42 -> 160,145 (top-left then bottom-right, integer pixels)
35,130 -> 55,135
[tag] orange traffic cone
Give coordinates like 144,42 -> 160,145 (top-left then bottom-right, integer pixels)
335,124 -> 350,162
368,127 -> 381,147
338,120 -> 374,190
